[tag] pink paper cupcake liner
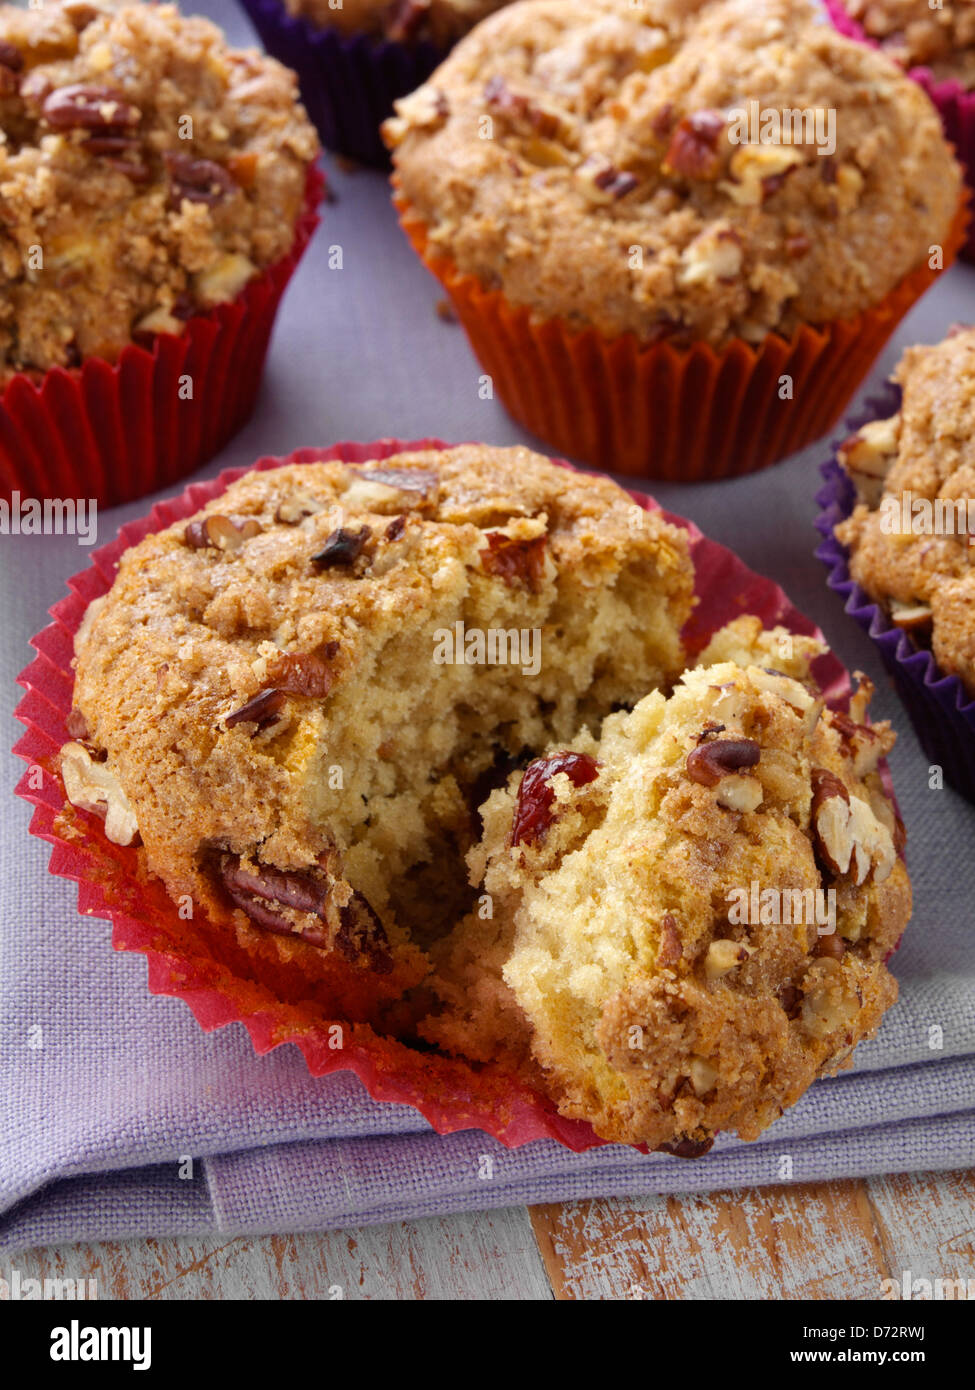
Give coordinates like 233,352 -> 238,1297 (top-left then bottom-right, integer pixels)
15,439 -> 876,1152
825,0 -> 975,261
0,164 -> 324,509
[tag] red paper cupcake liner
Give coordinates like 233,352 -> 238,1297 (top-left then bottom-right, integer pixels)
393,192 -> 966,482
239,0 -> 447,167
0,164 -> 324,510
15,439 -> 871,1152
825,0 -> 975,262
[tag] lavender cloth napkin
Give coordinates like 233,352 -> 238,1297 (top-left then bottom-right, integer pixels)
3,0 -> 975,1256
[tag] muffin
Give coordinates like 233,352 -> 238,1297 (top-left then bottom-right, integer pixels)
387,0 -> 964,480
836,330 -> 975,692
426,646 -> 911,1151
831,1 -> 975,88
41,439 -> 911,1148
0,1 -> 321,505
820,330 -> 975,801
826,1 -> 975,259
238,0 -> 512,165
60,444 -> 694,1022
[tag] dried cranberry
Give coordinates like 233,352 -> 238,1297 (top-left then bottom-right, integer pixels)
510,751 -> 600,847
480,531 -> 547,592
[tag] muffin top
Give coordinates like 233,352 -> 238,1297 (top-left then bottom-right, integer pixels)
387,0 -> 961,347
835,328 -> 975,696
0,1 -> 318,383
845,0 -> 975,89
281,0 -> 511,47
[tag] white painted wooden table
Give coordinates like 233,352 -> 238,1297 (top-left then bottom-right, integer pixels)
17,1168 -> 975,1298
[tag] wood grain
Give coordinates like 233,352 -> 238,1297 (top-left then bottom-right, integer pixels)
866,1168 -> 975,1292
12,1171 -> 974,1300
530,1181 -> 890,1300
11,1206 -> 551,1301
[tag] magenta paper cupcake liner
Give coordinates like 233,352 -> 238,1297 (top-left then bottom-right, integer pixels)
825,0 -> 975,261
815,382 -> 975,802
0,164 -> 324,510
239,0 -> 445,166
16,439 -> 873,1152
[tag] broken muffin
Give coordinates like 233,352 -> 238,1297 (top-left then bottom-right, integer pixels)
62,444 -> 693,1018
426,645 -> 910,1151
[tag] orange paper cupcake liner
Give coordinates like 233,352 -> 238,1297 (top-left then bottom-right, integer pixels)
394,193 -> 968,482
14,439 -> 866,1152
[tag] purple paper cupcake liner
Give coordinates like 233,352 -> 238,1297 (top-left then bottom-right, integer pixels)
239,0 -> 446,166
814,381 -> 975,803
825,0 -> 975,261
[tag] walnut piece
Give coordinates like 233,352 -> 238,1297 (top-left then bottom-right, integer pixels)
61,741 -> 139,846
722,143 -> 803,206
704,939 -> 753,981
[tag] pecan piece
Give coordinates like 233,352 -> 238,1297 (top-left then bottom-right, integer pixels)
662,110 -> 725,180
65,707 -> 90,740
686,738 -> 760,786
342,466 -> 439,513
311,525 -> 372,569
815,932 -> 846,960
165,151 -> 236,207
510,751 -> 600,847
657,914 -> 683,968
656,1136 -> 715,1159
383,84 -> 448,147
837,416 -> 899,507
336,891 -> 393,974
778,984 -> 803,1020
695,720 -> 726,743
480,531 -> 547,592
484,74 -> 563,139
216,854 -> 330,947
809,768 -> 852,877
786,232 -> 812,259
184,514 -> 262,551
62,1 -> 104,30
275,492 -> 326,524
224,687 -> 286,732
43,84 -> 139,131
82,132 -> 149,180
265,651 -> 335,699
576,155 -> 638,203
